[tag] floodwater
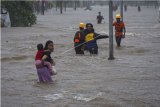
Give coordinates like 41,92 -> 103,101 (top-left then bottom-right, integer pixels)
1,6 -> 160,107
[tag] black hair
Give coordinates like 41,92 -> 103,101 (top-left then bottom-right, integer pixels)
79,27 -> 84,30
44,40 -> 53,50
99,12 -> 101,14
86,23 -> 93,28
37,44 -> 43,51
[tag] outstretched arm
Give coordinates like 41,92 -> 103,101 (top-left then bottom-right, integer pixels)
94,33 -> 109,40
97,35 -> 109,39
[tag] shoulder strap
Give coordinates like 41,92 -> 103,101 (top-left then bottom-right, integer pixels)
79,32 -> 81,38
75,31 -> 80,38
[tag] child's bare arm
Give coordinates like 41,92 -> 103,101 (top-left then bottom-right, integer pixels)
36,55 -> 47,68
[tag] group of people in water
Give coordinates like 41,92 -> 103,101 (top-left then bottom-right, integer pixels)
124,5 -> 141,12
74,23 -> 108,55
74,14 -> 125,55
35,13 -> 125,82
114,4 -> 141,12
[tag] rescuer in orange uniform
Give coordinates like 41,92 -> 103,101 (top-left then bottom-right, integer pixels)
74,23 -> 86,54
113,14 -> 126,47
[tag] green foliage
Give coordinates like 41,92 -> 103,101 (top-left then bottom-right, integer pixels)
1,1 -> 37,27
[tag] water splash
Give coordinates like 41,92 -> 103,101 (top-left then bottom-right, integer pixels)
73,94 -> 93,102
37,91 -> 103,102
37,93 -> 63,101
73,92 -> 103,102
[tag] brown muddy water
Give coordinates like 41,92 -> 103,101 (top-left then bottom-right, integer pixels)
1,6 -> 160,107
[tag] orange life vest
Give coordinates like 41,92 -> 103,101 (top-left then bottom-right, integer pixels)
74,32 -> 81,43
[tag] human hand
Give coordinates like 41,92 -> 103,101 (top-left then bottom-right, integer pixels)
50,72 -> 54,76
122,35 -> 125,39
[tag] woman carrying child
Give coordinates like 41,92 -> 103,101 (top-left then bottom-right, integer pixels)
35,40 -> 57,82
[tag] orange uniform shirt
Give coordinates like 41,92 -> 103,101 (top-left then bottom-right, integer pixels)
113,21 -> 125,37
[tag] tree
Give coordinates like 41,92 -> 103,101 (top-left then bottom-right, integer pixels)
1,1 -> 37,27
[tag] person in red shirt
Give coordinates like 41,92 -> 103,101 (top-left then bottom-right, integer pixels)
113,14 -> 126,47
35,44 -> 57,75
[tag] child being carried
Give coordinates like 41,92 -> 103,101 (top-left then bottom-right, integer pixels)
35,43 -> 57,75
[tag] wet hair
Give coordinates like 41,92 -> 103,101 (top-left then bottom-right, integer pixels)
86,23 -> 93,28
37,44 -> 43,51
44,40 -> 53,50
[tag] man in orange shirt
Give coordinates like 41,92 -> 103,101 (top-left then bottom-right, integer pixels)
113,14 -> 126,47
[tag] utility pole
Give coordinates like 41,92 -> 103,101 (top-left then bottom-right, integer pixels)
64,1 -> 66,11
108,0 -> 114,60
80,0 -> 83,8
42,0 -> 44,15
120,0 -> 123,21
155,1 -> 157,9
75,1 -> 77,10
60,1 -> 63,14
56,1 -> 57,11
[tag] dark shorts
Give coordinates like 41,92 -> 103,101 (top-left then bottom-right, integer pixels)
115,35 -> 122,46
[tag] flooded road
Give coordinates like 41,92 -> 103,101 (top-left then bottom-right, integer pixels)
1,6 -> 160,107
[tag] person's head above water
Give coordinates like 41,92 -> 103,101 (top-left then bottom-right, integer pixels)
98,12 -> 101,15
86,23 -> 93,31
37,44 -> 43,51
44,40 -> 54,52
87,24 -> 91,31
116,14 -> 121,22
